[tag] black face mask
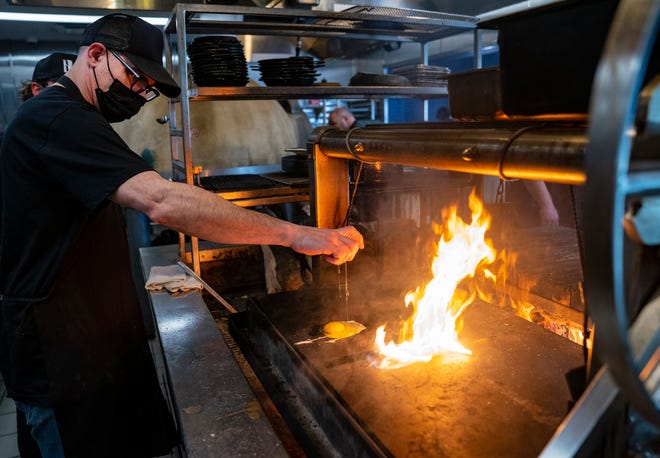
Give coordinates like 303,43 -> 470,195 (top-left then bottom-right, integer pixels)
95,79 -> 146,123
93,56 -> 146,123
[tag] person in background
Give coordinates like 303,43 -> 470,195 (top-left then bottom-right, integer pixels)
329,106 -> 358,130
436,106 -> 451,121
19,52 -> 76,102
1,53 -> 75,142
523,180 -> 560,226
0,13 -> 363,458
506,179 -> 561,228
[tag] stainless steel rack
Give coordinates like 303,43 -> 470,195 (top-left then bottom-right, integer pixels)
188,85 -> 448,100
163,4 -> 477,42
163,3 -> 478,274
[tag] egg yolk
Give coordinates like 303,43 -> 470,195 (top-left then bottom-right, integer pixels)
322,320 -> 366,339
323,321 -> 346,336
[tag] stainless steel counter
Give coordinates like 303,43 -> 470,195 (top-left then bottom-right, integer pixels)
139,244 -> 289,457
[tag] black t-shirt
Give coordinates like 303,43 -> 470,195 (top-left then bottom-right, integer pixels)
0,77 -> 152,402
1,78 -> 151,299
0,77 -> 177,456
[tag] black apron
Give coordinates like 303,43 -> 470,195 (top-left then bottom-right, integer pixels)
32,203 -> 178,457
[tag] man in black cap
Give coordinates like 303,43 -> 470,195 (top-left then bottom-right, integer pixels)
19,52 -> 76,102
0,12 -> 363,457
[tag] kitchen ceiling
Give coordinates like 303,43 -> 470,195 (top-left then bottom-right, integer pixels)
0,0 -> 550,46
5,0 -> 179,7
3,0 -> 520,15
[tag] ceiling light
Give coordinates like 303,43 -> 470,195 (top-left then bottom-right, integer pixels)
0,11 -> 167,26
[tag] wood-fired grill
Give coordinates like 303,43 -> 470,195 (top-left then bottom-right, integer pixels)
225,154 -> 587,456
229,287 -> 584,457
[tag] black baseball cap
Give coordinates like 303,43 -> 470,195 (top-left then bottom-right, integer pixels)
80,13 -> 180,98
32,52 -> 77,82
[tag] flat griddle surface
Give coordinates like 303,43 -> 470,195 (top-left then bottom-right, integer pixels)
246,288 -> 584,457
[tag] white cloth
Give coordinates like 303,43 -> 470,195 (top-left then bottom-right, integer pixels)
145,264 -> 203,293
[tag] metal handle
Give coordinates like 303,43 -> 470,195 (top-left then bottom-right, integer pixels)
177,261 -> 238,314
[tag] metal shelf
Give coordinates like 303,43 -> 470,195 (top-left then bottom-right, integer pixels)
188,85 -> 448,101
164,4 -> 476,273
165,4 -> 477,43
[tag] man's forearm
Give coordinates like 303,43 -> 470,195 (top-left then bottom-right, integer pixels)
113,171 -> 298,246
113,170 -> 363,264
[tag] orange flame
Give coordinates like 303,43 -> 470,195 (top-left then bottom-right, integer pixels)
374,190 -> 497,369
506,277 -> 586,346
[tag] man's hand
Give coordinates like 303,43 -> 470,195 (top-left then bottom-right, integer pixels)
538,204 -> 560,226
290,226 -> 364,265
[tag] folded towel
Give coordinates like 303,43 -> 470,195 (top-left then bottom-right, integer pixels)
163,275 -> 204,293
145,265 -> 203,293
